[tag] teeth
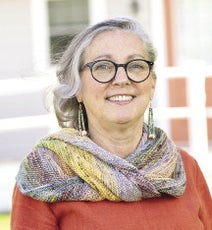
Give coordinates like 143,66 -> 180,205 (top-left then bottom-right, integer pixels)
108,95 -> 133,102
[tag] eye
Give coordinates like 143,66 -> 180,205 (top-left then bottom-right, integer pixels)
93,61 -> 113,71
128,61 -> 147,72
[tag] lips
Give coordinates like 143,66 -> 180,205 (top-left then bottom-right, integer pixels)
107,95 -> 134,102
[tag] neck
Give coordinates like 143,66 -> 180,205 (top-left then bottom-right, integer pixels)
88,121 -> 144,158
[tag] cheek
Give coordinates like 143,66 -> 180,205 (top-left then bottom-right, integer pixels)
79,75 -> 103,101
140,81 -> 154,97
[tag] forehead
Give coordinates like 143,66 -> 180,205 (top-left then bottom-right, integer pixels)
84,29 -> 147,60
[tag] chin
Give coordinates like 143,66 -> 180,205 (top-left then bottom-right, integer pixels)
113,116 -> 133,124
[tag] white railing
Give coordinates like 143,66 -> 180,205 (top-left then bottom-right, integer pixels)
155,61 -> 212,157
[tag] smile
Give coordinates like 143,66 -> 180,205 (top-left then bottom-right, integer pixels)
107,95 -> 134,102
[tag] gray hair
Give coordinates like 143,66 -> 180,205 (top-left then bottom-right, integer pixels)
53,17 -> 157,128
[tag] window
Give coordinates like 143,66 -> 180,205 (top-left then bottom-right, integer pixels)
174,0 -> 212,64
48,0 -> 89,63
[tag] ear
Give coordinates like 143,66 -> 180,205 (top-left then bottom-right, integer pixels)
150,73 -> 156,99
76,91 -> 83,103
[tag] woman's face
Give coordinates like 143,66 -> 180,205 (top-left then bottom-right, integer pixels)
77,29 -> 156,130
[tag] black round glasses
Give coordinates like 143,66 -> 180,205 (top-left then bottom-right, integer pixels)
80,59 -> 154,83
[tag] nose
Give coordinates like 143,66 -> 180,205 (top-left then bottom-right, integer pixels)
112,66 -> 130,85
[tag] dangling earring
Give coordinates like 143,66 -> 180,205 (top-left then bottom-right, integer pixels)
78,102 -> 87,136
148,102 -> 156,139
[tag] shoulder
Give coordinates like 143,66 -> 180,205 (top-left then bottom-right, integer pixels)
178,147 -> 211,191
37,128 -> 78,141
177,148 -> 200,182
32,128 -> 78,149
11,184 -> 58,229
178,147 -> 197,168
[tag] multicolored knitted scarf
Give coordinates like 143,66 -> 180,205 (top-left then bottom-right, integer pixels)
16,124 -> 186,202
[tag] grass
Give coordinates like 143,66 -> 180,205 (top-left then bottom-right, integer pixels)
0,213 -> 10,230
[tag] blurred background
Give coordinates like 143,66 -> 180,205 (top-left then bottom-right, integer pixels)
0,0 -> 212,221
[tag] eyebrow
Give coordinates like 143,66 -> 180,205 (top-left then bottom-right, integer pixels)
92,54 -> 146,62
127,54 -> 146,60
92,54 -> 112,61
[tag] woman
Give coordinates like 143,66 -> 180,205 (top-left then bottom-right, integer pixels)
11,17 -> 212,229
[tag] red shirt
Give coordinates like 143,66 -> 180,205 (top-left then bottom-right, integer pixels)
11,149 -> 212,230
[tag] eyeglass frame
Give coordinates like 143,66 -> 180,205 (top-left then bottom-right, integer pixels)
80,59 -> 154,83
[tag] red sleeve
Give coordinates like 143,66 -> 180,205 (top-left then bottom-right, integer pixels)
180,149 -> 212,229
195,161 -> 212,230
11,184 -> 58,230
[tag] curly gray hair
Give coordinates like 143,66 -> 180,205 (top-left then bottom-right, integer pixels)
53,17 -> 157,128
